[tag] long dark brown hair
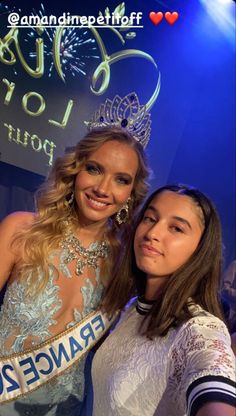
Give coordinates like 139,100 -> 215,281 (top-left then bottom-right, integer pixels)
103,184 -> 224,337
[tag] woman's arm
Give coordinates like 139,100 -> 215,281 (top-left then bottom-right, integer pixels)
196,402 -> 235,416
0,212 -> 33,290
170,315 -> 235,416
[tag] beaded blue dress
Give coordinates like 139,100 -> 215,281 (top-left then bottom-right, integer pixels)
0,233 -> 108,416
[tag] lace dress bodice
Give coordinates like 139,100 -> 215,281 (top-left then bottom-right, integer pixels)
92,300 -> 236,416
0,236 -> 106,415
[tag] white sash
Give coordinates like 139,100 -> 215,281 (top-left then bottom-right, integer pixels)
0,309 -> 116,404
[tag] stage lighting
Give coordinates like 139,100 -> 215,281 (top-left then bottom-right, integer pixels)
217,0 -> 232,4
200,0 -> 233,6
199,0 -> 235,45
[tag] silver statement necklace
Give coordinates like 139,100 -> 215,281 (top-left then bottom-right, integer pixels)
60,231 -> 109,276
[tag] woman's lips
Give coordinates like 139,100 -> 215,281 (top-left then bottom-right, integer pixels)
85,194 -> 111,210
140,244 -> 163,256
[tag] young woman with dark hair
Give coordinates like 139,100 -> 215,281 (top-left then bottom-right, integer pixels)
92,185 -> 236,416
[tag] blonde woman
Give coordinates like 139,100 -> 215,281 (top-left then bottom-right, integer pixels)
0,93 -> 151,415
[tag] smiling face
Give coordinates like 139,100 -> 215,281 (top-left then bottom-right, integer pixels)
74,140 -> 139,227
134,191 -> 204,287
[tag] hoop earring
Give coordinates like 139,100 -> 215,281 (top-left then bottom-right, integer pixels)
116,197 -> 131,225
65,192 -> 74,207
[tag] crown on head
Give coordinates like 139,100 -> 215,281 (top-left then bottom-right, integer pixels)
85,92 -> 151,148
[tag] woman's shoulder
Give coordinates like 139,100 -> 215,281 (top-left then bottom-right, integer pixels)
0,211 -> 35,232
184,304 -> 230,336
124,296 -> 137,311
174,305 -> 232,354
0,212 -> 35,290
115,297 -> 137,326
170,307 -> 235,414
0,211 -> 35,252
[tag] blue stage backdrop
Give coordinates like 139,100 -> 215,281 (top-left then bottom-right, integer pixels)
0,0 -> 235,266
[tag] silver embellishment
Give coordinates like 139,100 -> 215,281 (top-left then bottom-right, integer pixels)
60,235 -> 109,275
85,92 -> 152,148
65,192 -> 74,206
116,197 -> 131,224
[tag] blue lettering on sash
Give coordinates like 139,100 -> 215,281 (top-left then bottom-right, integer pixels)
91,314 -> 105,333
69,336 -> 83,358
49,343 -> 70,368
0,372 -> 3,395
19,357 -> 40,386
35,353 -> 54,375
0,313 -> 109,400
80,323 -> 96,348
0,364 -> 20,393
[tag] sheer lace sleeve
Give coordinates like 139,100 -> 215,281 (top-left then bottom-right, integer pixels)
169,314 -> 236,416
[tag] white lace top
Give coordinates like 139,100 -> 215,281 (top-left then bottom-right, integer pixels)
92,298 -> 236,416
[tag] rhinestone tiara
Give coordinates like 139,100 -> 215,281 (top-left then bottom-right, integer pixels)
84,92 -> 151,148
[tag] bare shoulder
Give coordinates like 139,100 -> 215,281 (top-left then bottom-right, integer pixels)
0,211 -> 35,250
0,211 -> 35,234
0,212 -> 35,290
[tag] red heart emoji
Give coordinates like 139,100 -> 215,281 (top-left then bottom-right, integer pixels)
165,12 -> 179,25
149,12 -> 163,25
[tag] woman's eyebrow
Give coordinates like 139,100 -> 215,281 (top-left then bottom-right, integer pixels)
172,216 -> 192,230
146,206 -> 192,229
86,159 -> 134,179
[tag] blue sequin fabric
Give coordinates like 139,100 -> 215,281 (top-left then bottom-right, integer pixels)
0,237 -> 107,416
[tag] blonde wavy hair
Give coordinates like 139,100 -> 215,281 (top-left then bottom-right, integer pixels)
15,127 -> 150,293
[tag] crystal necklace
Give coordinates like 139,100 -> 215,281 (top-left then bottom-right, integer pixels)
60,228 -> 109,276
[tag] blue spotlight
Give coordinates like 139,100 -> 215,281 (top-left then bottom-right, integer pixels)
217,0 -> 233,4
199,0 -> 235,45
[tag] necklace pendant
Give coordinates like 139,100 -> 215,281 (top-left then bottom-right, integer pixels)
87,257 -> 98,269
64,251 -> 76,264
60,231 -> 109,277
76,259 -> 86,275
